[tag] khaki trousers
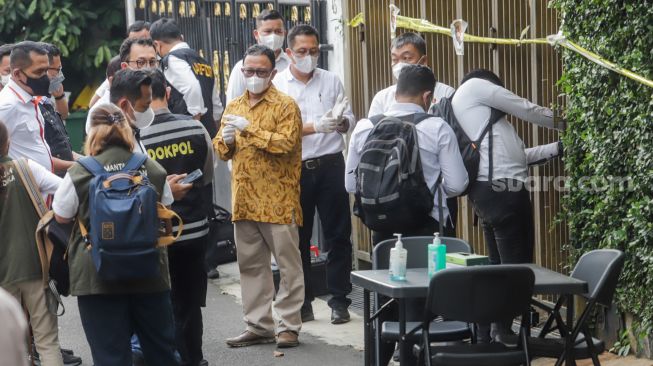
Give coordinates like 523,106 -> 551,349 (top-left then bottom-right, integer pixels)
3,279 -> 63,366
234,220 -> 304,337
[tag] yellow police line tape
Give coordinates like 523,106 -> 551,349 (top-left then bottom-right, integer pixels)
348,12 -> 653,89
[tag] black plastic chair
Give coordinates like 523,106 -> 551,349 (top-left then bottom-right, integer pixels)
530,249 -> 625,366
418,265 -> 535,366
372,237 -> 474,354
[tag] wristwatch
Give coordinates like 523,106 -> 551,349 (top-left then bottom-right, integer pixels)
54,94 -> 66,100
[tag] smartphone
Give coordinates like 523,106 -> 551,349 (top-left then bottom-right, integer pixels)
179,169 -> 203,184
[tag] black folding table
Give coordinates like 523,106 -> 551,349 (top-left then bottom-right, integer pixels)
351,264 -> 588,365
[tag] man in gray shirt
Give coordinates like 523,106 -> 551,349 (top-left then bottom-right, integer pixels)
452,69 -> 563,340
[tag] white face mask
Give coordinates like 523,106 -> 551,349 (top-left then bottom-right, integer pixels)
246,76 -> 270,94
132,107 -> 155,129
392,62 -> 410,80
293,54 -> 318,74
0,74 -> 10,87
258,33 -> 284,51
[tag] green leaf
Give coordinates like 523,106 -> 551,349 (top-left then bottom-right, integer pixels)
27,0 -> 37,15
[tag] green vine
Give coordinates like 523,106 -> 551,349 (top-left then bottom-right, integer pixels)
552,0 -> 653,347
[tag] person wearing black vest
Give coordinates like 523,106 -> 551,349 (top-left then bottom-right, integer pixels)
141,70 -> 214,366
39,43 -> 79,178
150,18 -> 222,138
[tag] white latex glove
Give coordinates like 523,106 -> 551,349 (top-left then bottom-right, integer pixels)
224,114 -> 250,131
314,111 -> 339,133
332,93 -> 350,122
222,124 -> 236,145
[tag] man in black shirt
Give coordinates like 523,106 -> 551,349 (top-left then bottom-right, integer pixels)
39,43 -> 78,177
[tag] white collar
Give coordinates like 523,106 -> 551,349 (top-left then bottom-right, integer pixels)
387,102 -> 425,114
170,42 -> 190,52
5,79 -> 33,104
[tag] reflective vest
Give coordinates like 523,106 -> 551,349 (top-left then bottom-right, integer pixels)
161,48 -> 217,138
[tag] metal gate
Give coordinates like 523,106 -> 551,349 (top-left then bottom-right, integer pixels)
344,0 -> 568,273
132,0 -> 328,103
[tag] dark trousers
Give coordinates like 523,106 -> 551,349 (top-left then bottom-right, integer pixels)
169,238 -> 208,366
469,180 -> 534,264
299,153 -> 353,309
372,216 -> 453,366
77,291 -> 179,366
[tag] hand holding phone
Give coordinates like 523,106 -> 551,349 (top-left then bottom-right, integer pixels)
179,169 -> 203,184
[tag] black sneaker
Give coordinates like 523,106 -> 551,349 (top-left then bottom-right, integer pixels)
207,268 -> 220,279
331,307 -> 351,324
301,304 -> 315,322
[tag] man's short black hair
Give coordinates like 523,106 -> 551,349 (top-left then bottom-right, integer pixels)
396,64 -> 436,97
287,24 -> 320,49
149,69 -> 167,100
391,32 -> 427,56
0,44 -> 14,61
256,9 -> 284,26
243,44 -> 275,69
9,41 -> 48,70
106,55 -> 122,79
127,20 -> 151,36
110,68 -> 152,104
461,69 -> 504,87
119,37 -> 155,63
149,18 -> 182,43
39,43 -> 61,63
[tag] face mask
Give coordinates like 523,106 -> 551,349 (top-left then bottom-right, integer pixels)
132,106 -> 155,129
293,54 -> 318,74
392,62 -> 410,80
48,71 -> 65,95
258,33 -> 284,51
21,70 -> 50,96
245,76 -> 270,94
0,74 -> 9,87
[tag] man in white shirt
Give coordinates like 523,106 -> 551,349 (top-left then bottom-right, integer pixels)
273,25 -> 355,325
150,18 -> 223,139
226,9 -> 291,104
346,65 -> 467,366
0,41 -> 73,173
89,20 -> 151,108
367,32 -> 455,118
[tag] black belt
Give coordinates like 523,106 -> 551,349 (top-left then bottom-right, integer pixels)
302,153 -> 342,170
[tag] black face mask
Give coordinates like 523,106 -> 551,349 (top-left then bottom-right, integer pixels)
20,70 -> 50,96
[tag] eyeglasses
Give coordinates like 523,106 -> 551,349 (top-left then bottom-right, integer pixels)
241,68 -> 273,78
127,59 -> 159,68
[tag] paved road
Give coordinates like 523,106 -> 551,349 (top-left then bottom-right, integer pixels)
57,282 -> 363,366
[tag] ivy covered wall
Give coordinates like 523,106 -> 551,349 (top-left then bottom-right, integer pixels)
553,0 -> 653,341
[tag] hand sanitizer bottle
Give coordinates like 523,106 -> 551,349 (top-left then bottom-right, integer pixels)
428,233 -> 441,278
436,234 -> 447,271
389,233 -> 407,281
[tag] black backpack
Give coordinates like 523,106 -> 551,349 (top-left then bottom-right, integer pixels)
431,97 -> 504,195
353,113 -> 434,233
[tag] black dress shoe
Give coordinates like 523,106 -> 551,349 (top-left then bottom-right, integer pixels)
331,307 -> 351,324
301,304 -> 314,322
62,351 -> 82,366
207,268 -> 220,279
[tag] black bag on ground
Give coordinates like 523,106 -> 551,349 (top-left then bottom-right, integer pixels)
205,204 -> 236,268
353,113 -> 433,233
431,96 -> 504,195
